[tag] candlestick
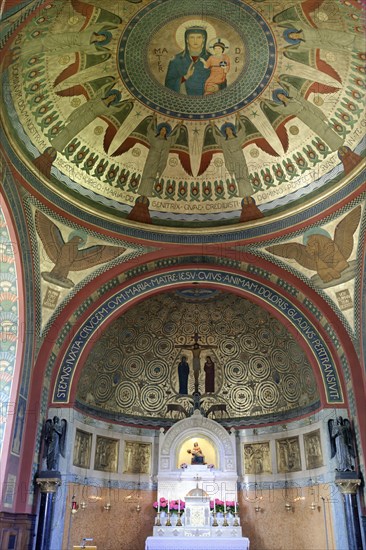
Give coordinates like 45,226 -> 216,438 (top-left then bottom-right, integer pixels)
214,499 -> 216,514
178,499 -> 180,513
167,494 -> 170,513
224,496 -> 226,513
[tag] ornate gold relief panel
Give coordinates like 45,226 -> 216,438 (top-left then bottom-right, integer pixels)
73,429 -> 92,468
94,436 -> 119,472
304,429 -> 323,470
243,442 -> 272,474
123,441 -> 151,474
276,436 -> 301,473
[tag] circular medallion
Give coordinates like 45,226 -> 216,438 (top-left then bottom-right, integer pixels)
118,0 -> 276,119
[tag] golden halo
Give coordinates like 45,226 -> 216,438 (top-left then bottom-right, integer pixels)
175,19 -> 217,51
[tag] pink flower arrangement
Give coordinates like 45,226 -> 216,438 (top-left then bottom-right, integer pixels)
209,499 -> 239,513
153,497 -> 185,513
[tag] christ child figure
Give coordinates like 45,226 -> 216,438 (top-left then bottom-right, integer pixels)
201,39 -> 230,95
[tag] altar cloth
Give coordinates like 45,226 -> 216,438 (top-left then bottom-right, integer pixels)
145,536 -> 250,550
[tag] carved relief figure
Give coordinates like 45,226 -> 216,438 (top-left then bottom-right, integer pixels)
35,210 -> 125,288
266,206 -> 361,284
304,430 -> 323,470
73,429 -> 92,468
276,437 -> 301,473
244,442 -> 272,474
95,436 -> 118,472
123,442 -> 151,474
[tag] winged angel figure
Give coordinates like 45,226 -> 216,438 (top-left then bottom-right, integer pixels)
43,416 -> 67,471
35,210 -> 125,288
328,417 -> 355,472
112,114 -> 192,196
266,206 -> 361,284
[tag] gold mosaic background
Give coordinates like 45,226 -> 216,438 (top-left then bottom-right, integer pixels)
76,290 -> 319,421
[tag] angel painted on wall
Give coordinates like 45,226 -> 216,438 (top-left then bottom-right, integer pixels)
43,416 -> 67,471
34,87 -> 134,178
328,417 -> 355,471
209,114 -> 252,196
112,114 -> 192,196
266,206 -> 361,284
261,80 -> 344,152
35,210 -> 125,289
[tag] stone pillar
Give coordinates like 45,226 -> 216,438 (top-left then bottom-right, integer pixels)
35,473 -> 62,550
335,473 -> 362,550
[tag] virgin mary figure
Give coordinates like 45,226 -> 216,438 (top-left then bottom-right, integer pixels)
165,26 -> 211,96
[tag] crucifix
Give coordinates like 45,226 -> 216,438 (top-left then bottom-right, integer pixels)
175,332 -> 217,394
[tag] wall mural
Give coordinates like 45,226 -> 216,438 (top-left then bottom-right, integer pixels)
1,0 -> 364,228
76,290 -> 320,424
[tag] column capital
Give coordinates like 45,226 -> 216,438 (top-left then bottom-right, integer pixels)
335,478 -> 361,495
36,478 -> 61,493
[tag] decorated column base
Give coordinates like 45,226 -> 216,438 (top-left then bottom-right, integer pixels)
35,471 -> 62,550
335,471 -> 363,550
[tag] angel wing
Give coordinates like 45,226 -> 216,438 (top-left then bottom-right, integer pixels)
171,124 -> 193,176
333,206 -> 361,261
71,0 -> 122,29
102,100 -> 135,153
43,419 -> 53,458
327,419 -> 336,459
35,210 -> 66,266
266,242 -> 317,270
260,101 -> 290,153
283,48 -> 342,91
70,243 -> 126,271
197,124 -> 218,176
111,116 -> 153,157
342,419 -> 356,458
273,0 -> 326,27
59,419 -> 67,458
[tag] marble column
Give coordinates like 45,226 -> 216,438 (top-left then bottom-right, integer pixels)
35,473 -> 62,550
335,474 -> 362,550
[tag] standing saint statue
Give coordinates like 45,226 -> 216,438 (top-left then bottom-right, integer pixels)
178,355 -> 190,395
204,356 -> 215,393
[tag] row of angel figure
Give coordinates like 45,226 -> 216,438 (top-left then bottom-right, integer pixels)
6,0 -> 363,196
33,79 -> 355,199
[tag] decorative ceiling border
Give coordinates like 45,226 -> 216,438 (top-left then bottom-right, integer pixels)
49,267 -> 344,407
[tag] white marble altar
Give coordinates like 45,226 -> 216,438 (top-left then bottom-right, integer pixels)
145,537 -> 250,550
148,411 -> 249,546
